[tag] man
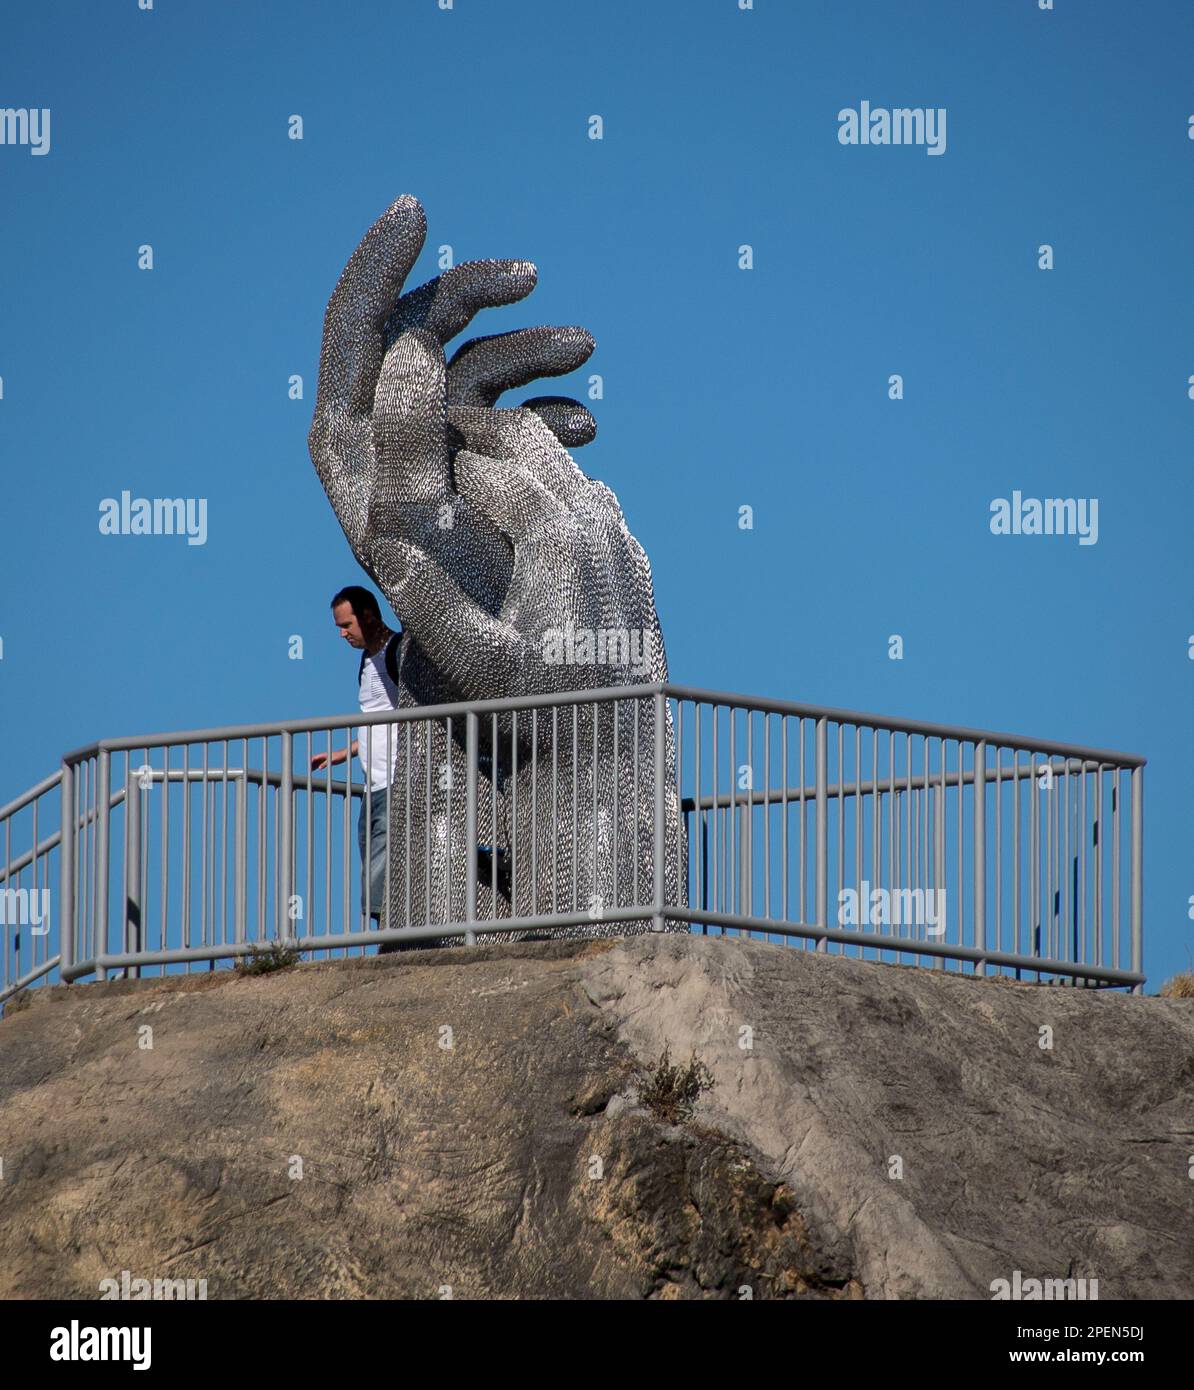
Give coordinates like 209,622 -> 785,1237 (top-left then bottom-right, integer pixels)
310,586 -> 402,929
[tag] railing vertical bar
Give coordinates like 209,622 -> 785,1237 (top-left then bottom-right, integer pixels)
550,708 -> 558,914
201,743 -> 212,965
631,701 -> 639,909
993,747 -> 1002,956
28,794 -> 37,973
1093,763 -> 1103,969
142,754 -> 152,972
676,700 -> 684,920
344,730 -> 353,934
1028,756 -> 1034,973
323,732 -> 333,938
81,756 -> 92,973
382,722 -> 394,946
183,745 -> 194,952
835,723 -> 844,955
1048,761 -> 1057,966
853,725 -> 861,955
1111,768 -> 1120,970
364,724 -> 373,929
509,712 -> 517,919
465,709 -> 478,946
974,740 -> 986,974
531,707 -> 539,917
1130,766 -> 1143,991
913,757 -> 921,966
488,711 -> 496,912
423,721 -> 431,924
694,703 -> 703,928
743,710 -> 753,925
1013,750 -> 1021,961
219,743 -> 230,949
3,811 -> 11,988
1079,768 -> 1087,973
728,711 -> 739,928
79,761 -> 88,971
58,759 -> 74,979
279,730 -> 293,942
121,757 -> 137,978
159,750 -> 170,955
710,707 -> 719,926
887,731 -> 895,955
591,702 -> 598,916
652,690 -> 666,932
80,756 -> 90,973
613,700 -> 621,912
815,717 -> 827,947
304,734 -> 314,941
945,739 -> 953,963
571,705 -> 579,913
870,728 -> 879,958
799,719 -> 806,927
95,749 -> 110,975
406,720 -> 415,929
447,716 -> 455,923
779,714 -> 788,927
236,741 -> 248,944
763,712 -> 771,924
1063,759 -> 1071,968
257,737 -> 266,942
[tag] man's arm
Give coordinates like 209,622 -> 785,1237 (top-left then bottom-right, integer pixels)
309,739 -> 358,771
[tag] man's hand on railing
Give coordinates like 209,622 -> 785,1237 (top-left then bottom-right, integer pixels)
309,744 -> 353,773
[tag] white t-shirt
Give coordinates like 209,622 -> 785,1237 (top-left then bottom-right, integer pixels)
357,638 -> 402,792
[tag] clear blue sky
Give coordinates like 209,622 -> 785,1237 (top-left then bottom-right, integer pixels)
1,0 -> 1191,985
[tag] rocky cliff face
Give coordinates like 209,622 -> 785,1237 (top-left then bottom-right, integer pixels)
1,935 -> 1191,1299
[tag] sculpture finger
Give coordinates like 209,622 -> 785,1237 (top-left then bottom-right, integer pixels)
453,450 -> 567,543
371,537 -> 530,698
370,328 -> 451,514
520,396 -> 597,448
446,326 -> 595,406
385,259 -> 538,347
308,195 -> 427,558
313,194 -> 427,418
447,405 -> 594,508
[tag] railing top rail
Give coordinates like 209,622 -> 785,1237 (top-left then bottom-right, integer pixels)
53,682 -> 1144,770
60,685 -> 671,762
665,685 -> 1148,768
0,768 -> 62,822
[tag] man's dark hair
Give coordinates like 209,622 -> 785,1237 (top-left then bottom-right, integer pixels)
331,585 -> 383,628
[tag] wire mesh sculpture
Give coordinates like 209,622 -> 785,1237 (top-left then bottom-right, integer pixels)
308,195 -> 686,939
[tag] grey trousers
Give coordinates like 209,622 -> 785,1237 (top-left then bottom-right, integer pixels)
357,786 -> 389,922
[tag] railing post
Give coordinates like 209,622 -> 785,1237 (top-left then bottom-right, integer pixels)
652,691 -> 667,931
235,768 -> 247,944
94,748 -> 110,976
279,731 -> 293,940
1130,765 -> 1143,994
465,710 -> 478,946
123,762 -> 142,979
58,759 -> 74,981
973,741 -> 986,976
739,805 -> 751,918
815,717 -> 827,947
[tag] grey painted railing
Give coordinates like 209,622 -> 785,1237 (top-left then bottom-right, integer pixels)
0,685 -> 1146,1006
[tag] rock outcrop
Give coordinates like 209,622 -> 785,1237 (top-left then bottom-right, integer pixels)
1,935 -> 1191,1299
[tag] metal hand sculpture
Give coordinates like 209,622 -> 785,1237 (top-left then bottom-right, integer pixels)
309,195 -> 686,937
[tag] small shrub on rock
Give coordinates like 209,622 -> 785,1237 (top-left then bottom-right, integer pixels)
639,1045 -> 714,1124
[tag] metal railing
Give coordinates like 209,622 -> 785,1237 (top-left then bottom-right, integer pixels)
0,685 -> 1146,1005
